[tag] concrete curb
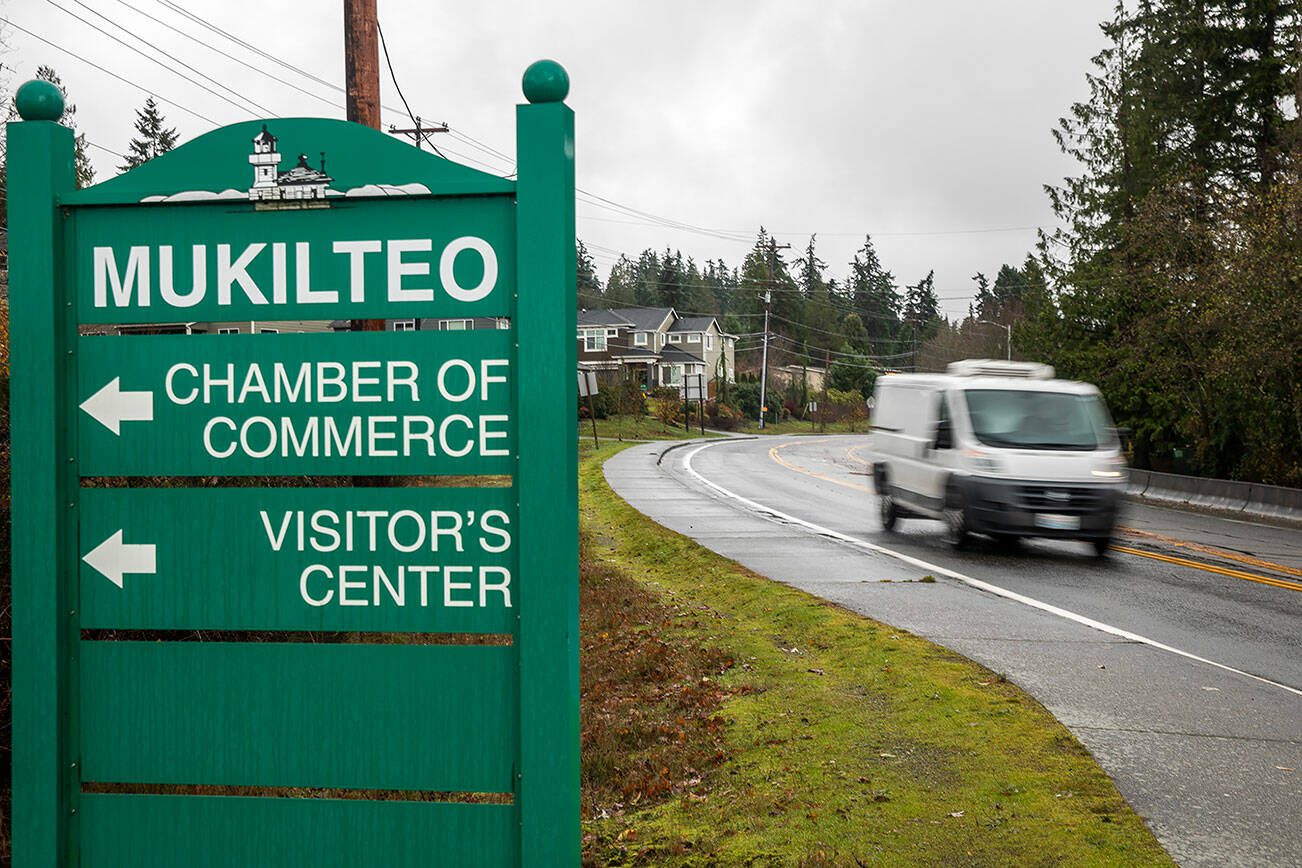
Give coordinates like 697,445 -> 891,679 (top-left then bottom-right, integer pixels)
654,436 -> 757,466
1131,469 -> 1301,523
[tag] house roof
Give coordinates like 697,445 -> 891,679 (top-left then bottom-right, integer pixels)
278,153 -> 331,186
609,346 -> 660,361
668,316 -> 718,333
660,345 -> 705,364
577,308 -> 635,327
609,306 -> 676,331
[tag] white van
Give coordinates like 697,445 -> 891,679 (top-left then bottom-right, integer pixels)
869,359 -> 1127,555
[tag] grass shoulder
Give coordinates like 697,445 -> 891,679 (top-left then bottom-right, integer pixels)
580,413 -> 723,442
734,418 -> 870,436
578,442 -> 1171,866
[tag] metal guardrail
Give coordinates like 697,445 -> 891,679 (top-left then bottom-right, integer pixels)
1127,469 -> 1302,522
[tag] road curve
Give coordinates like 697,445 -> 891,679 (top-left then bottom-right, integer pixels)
604,434 -> 1302,868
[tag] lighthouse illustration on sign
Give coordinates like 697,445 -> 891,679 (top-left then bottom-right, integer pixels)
248,124 -> 332,204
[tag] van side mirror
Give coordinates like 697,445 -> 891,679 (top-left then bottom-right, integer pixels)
934,419 -> 953,450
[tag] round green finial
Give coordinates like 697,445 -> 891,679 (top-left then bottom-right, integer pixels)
15,79 -> 65,122
522,60 -> 569,104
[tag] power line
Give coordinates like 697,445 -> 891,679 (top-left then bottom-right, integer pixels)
107,0 -> 344,113
375,16 -> 445,158
152,0 -> 514,175
3,18 -> 221,124
41,0 -> 265,117
63,0 -> 269,114
87,139 -> 127,158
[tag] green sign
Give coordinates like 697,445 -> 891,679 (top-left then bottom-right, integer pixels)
74,196 -> 516,324
9,60 -> 578,867
80,487 -> 516,632
78,330 -> 514,476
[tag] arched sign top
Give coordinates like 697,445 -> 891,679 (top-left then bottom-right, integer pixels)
62,117 -> 516,206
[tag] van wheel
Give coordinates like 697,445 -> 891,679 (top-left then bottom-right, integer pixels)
943,481 -> 970,549
880,494 -> 898,531
1091,537 -> 1111,558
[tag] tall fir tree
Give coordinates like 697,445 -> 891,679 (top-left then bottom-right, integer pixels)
846,236 -> 902,354
575,240 -> 602,308
35,66 -> 94,187
602,255 -> 639,308
796,235 -> 838,342
120,96 -> 178,172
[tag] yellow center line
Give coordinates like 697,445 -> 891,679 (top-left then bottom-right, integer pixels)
1111,546 -> 1302,593
846,444 -> 872,467
1119,526 -> 1302,579
768,441 -> 870,492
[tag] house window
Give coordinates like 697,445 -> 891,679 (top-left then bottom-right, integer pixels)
606,328 -> 619,338
634,332 -> 648,346
686,333 -> 700,343
668,334 -> 682,344
581,329 -> 607,352
706,335 -> 714,351
664,365 -> 682,386
259,328 -> 279,334
441,319 -> 472,331
393,320 -> 416,331
217,327 -> 240,334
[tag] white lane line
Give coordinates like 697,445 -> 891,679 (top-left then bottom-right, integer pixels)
680,440 -> 1302,698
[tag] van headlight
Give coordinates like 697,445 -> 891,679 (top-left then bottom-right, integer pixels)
1091,456 -> 1127,479
963,448 -> 1002,475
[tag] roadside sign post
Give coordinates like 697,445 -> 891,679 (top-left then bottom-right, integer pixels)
577,368 -> 599,447
682,373 -> 706,435
8,61 -> 578,867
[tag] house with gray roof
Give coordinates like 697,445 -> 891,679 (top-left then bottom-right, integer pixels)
575,306 -> 736,392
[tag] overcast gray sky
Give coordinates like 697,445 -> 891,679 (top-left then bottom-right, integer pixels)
5,1 -> 1112,318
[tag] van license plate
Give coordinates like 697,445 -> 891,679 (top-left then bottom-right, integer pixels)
1034,513 -> 1080,530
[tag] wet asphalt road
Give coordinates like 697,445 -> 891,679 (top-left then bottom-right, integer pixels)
604,435 -> 1302,868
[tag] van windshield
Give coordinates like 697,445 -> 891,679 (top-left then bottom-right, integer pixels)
962,389 -> 1116,451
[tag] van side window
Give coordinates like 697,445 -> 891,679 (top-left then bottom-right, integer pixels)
934,393 -> 953,449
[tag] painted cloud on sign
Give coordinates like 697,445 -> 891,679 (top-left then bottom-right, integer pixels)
141,189 -> 247,203
338,182 -> 432,197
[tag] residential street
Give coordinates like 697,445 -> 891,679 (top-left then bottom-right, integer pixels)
606,435 -> 1302,867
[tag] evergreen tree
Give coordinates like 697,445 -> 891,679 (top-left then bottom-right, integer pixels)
602,255 -> 638,308
971,272 -> 993,320
119,96 -> 177,172
1034,0 -> 1301,481
846,236 -> 902,354
35,66 -> 94,187
632,249 -> 660,307
575,240 -> 602,308
903,270 -> 941,340
797,235 -> 838,341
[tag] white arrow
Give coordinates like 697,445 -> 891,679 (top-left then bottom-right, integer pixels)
79,377 -> 154,435
83,530 -> 157,589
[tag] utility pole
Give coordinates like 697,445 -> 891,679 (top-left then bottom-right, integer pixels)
758,289 -> 771,429
344,0 -> 386,490
757,238 -> 790,430
979,319 -> 1012,360
344,0 -> 385,335
389,116 -> 450,150
821,348 -> 830,434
